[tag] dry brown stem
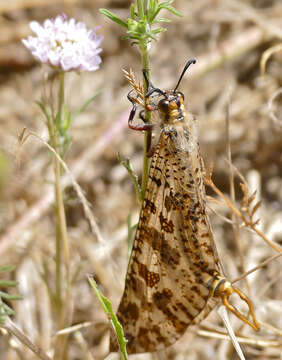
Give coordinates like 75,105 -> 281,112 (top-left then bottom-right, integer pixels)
232,253 -> 282,284
2,318 -> 52,360
197,328 -> 281,348
205,166 -> 282,254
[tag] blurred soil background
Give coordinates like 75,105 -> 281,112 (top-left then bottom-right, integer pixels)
0,0 -> 281,359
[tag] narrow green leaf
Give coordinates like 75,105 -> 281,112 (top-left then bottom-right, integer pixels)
2,302 -> 15,315
148,0 -> 175,23
72,90 -> 102,121
147,2 -> 158,23
99,9 -> 128,28
121,35 -> 137,42
155,17 -> 172,23
0,292 -> 22,301
163,0 -> 174,4
36,101 -> 51,124
151,0 -> 158,12
88,276 -> 128,360
130,3 -> 135,19
137,0 -> 144,18
159,4 -> 182,17
151,28 -> 166,35
147,32 -> 158,40
88,278 -> 107,313
117,153 -> 142,203
54,111 -> 60,130
160,0 -> 175,6
7,295 -> 22,301
62,104 -> 71,132
0,265 -> 15,273
0,280 -> 18,287
0,298 -> 15,324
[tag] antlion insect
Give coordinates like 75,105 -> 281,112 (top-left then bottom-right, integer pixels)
111,59 -> 259,354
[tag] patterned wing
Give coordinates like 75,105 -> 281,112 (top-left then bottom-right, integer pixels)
110,120 -> 221,354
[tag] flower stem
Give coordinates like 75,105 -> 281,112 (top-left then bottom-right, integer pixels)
56,72 -> 69,273
140,45 -> 151,200
51,72 -> 72,359
58,72 -> 65,134
53,73 -> 70,310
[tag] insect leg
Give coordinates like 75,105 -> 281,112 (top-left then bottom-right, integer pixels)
212,277 -> 260,331
143,69 -> 166,99
139,109 -> 158,157
128,109 -> 153,132
127,90 -> 153,131
127,88 -> 156,156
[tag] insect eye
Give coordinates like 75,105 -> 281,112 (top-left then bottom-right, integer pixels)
158,99 -> 170,112
176,91 -> 184,101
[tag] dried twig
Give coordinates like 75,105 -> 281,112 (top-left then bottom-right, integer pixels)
197,328 -> 281,348
205,166 -> 282,254
1,318 -> 52,360
232,252 -> 282,284
225,102 -> 250,295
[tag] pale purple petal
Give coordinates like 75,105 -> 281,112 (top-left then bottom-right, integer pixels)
22,14 -> 103,72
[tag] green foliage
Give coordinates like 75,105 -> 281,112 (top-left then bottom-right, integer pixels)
117,153 -> 142,203
37,89 -> 101,157
88,276 -> 128,360
0,265 -> 22,324
71,90 -> 101,121
100,0 -> 182,48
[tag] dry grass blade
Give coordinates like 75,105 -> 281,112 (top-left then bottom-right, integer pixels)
19,129 -> 105,244
197,328 -> 282,347
232,252 -> 282,284
217,306 -> 246,360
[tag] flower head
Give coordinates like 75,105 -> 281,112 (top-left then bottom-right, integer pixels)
22,14 -> 103,72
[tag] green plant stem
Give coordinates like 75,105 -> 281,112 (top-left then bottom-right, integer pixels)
58,72 -> 69,273
54,145 -> 70,292
140,45 -> 151,200
53,73 -> 70,309
58,72 -> 65,136
52,72 -> 71,360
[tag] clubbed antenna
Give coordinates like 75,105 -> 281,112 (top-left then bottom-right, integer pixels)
174,59 -> 196,92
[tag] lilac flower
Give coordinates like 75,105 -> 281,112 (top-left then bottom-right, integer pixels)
22,14 -> 103,72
